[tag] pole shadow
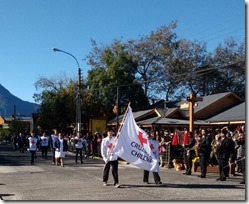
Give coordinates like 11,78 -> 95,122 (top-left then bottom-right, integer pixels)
0,193 -> 15,200
120,183 -> 245,189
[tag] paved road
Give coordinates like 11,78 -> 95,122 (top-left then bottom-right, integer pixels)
0,143 -> 245,201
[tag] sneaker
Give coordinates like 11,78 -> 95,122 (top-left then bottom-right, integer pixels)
114,183 -> 120,188
103,182 -> 107,186
156,181 -> 162,185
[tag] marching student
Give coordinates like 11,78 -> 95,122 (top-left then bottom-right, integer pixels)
40,131 -> 50,159
101,128 -> 120,188
27,131 -> 39,165
50,129 -> 59,165
54,132 -> 68,167
17,132 -> 26,153
143,131 -> 162,185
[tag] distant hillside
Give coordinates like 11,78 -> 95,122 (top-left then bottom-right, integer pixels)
0,84 -> 40,117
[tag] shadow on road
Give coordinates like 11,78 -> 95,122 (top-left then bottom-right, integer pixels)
120,183 -> 245,189
0,194 -> 15,200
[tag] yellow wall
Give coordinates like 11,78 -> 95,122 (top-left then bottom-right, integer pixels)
90,119 -> 107,134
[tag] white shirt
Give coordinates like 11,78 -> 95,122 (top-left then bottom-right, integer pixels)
101,136 -> 118,162
28,137 -> 39,151
40,135 -> 49,147
74,137 -> 84,149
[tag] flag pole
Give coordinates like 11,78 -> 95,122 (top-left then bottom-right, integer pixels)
103,102 -> 131,170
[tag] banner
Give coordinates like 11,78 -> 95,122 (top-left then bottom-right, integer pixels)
113,106 -> 159,172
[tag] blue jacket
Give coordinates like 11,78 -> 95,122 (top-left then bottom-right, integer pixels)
55,139 -> 68,152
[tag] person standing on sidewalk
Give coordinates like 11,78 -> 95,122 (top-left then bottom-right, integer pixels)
27,131 -> 39,165
183,132 -> 196,175
236,132 -> 245,184
198,129 -> 212,178
216,128 -> 234,181
73,131 -> 84,164
101,128 -> 120,188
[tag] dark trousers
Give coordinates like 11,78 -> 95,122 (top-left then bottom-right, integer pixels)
229,155 -> 236,175
19,143 -> 24,153
30,150 -> 36,164
75,148 -> 83,163
186,151 -> 194,174
218,158 -> 229,180
143,170 -> 161,184
200,154 -> 208,177
41,146 -> 48,158
241,158 -> 245,182
52,148 -> 56,163
103,160 -> 119,184
13,143 -> 17,151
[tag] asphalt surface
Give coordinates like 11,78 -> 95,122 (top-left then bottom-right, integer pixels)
0,143 -> 246,201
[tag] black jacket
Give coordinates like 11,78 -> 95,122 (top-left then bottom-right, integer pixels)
217,137 -> 234,160
199,135 -> 212,156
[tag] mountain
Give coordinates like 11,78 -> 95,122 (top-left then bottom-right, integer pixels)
0,84 -> 40,118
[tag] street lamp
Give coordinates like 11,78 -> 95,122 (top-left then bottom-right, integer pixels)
52,48 -> 82,132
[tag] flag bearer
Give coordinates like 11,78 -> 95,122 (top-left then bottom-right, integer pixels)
101,128 -> 120,188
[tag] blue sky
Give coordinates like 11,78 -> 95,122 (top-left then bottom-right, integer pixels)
0,0 -> 246,103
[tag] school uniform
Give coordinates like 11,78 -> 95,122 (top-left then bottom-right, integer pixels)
51,134 -> 58,164
40,135 -> 50,159
28,136 -> 39,165
143,138 -> 162,184
101,136 -> 119,186
74,136 -> 84,163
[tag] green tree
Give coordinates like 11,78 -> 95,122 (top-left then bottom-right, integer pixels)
161,39 -> 209,99
125,21 -> 178,101
87,40 -> 149,117
0,128 -> 10,142
208,38 -> 245,98
9,117 -> 27,135
34,75 -> 76,132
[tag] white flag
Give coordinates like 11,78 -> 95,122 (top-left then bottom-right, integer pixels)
113,106 -> 159,172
